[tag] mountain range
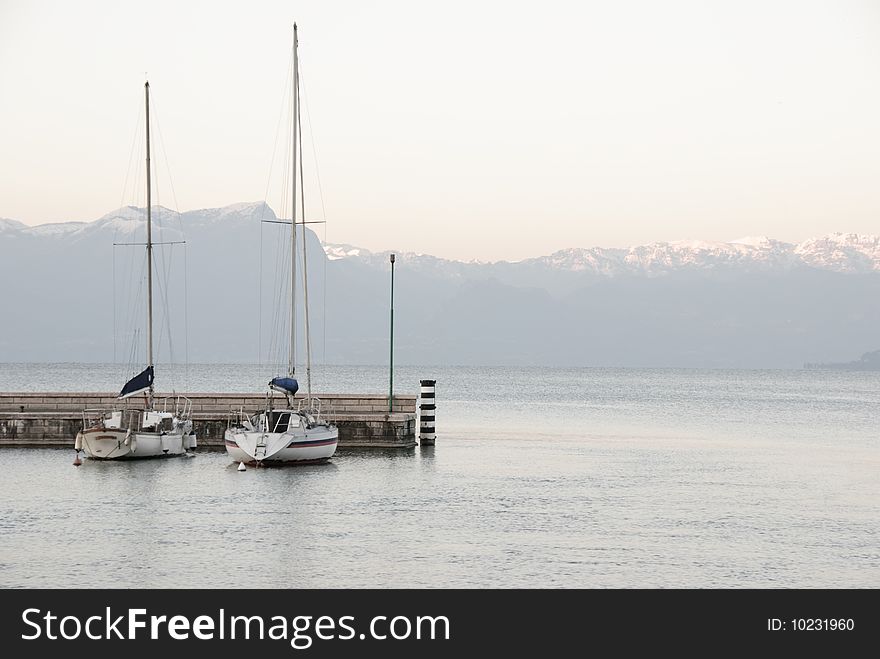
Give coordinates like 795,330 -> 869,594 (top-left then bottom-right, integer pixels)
1,202 -> 878,368
325,233 -> 880,279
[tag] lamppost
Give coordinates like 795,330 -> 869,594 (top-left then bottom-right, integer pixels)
389,253 -> 395,413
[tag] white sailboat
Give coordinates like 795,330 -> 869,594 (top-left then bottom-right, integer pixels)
225,24 -> 338,466
74,81 -> 197,461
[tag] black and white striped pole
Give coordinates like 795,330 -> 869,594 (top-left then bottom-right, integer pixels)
419,379 -> 436,446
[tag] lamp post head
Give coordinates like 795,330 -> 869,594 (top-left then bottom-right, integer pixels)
390,253 -> 396,264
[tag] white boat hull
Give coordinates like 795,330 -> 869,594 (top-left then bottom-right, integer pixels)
78,426 -> 196,460
225,426 -> 337,465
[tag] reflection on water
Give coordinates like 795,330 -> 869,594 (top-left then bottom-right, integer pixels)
0,365 -> 878,588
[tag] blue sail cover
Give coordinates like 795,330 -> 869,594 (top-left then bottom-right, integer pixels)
269,377 -> 299,395
118,366 -> 154,399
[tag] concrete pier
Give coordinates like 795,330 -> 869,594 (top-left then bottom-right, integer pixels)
0,392 -> 416,449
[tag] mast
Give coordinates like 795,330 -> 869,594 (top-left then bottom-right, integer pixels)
298,78 -> 313,405
288,23 -> 298,379
145,80 -> 154,406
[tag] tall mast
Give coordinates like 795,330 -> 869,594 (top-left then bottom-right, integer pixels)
298,80 -> 313,405
288,23 -> 298,379
145,80 -> 154,406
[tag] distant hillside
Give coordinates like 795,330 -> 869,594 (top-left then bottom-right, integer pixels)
2,203 -> 879,367
325,232 -> 880,284
805,350 -> 880,371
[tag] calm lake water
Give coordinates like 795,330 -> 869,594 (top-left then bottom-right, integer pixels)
1,364 -> 878,588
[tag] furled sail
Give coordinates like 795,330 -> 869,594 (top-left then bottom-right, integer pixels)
269,377 -> 299,395
118,366 -> 154,399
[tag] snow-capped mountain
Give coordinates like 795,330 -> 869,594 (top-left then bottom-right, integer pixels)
2,203 -> 878,367
3,204 -> 877,276
323,233 -> 880,277
794,233 -> 880,273
2,202 -> 275,242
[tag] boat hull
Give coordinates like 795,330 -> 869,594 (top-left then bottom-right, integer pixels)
225,426 -> 338,465
78,426 -> 195,460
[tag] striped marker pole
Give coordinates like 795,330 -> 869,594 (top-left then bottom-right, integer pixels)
419,379 -> 436,446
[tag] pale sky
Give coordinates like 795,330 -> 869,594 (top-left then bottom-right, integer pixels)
1,0 -> 879,261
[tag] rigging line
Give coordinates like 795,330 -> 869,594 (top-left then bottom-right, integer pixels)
272,243 -> 287,371
117,119 -> 144,318
119,97 -> 143,212
151,87 -> 189,282
323,219 -> 327,365
299,59 -> 329,366
267,43 -> 298,375
150,134 -> 170,373
267,224 -> 290,370
273,227 -> 292,373
124,91 -> 144,215
283,231 -> 292,374
298,60 -> 329,227
271,219 -> 288,373
131,214 -> 149,371
126,249 -> 148,373
152,223 -> 177,375
270,235 -> 290,370
288,41 -> 298,378
258,44 -> 295,372
122,238 -> 146,373
149,108 -> 176,391
261,46 -> 294,218
154,248 -> 167,363
127,329 -> 139,374
155,243 -> 176,369
268,72 -> 294,372
290,30 -> 302,380
114,240 -> 186,245
259,212 -> 263,369
150,89 -> 184,222
183,241 -> 189,390
273,165 -> 292,370
115,95 -> 142,331
149,90 -> 187,394
113,246 -> 117,365
297,77 -> 313,402
127,250 -> 143,369
267,226 -> 282,369
267,229 -> 278,365
155,89 -> 189,381
164,250 -> 176,382
148,101 -> 163,370
118,250 -> 131,380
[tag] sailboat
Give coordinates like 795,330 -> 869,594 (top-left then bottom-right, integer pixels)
74,81 -> 197,461
225,24 -> 338,466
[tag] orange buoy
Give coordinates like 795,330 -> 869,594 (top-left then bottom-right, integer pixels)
73,452 -> 82,466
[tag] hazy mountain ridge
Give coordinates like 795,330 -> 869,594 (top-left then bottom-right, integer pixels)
2,203 -> 879,368
805,349 -> 880,371
324,233 -> 880,277
3,202 -> 274,240
8,207 -> 879,275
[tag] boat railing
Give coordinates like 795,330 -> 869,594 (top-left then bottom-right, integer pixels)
227,407 -> 256,431
227,407 -> 243,429
82,408 -> 106,430
158,394 -> 192,420
297,396 -> 332,425
82,408 -> 143,432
